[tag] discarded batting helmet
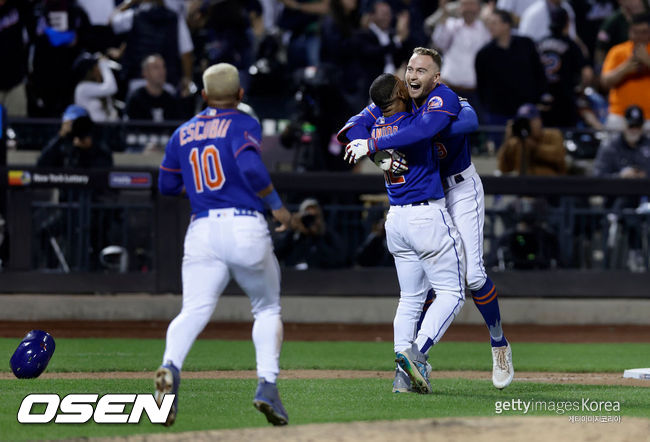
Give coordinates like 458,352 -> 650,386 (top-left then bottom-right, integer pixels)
10,330 -> 56,379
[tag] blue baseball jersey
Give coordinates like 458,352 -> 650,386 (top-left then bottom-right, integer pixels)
159,107 -> 265,214
372,112 -> 445,205
338,83 -> 476,178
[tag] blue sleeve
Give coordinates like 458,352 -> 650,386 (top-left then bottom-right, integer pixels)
446,101 -> 478,136
231,118 -> 263,158
336,105 -> 381,144
374,91 -> 460,150
159,128 -> 184,195
236,147 -> 273,194
231,119 -> 272,194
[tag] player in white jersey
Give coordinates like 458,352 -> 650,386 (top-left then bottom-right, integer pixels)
156,63 -> 291,426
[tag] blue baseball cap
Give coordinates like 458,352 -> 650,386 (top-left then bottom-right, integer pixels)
516,103 -> 540,119
62,105 -> 89,122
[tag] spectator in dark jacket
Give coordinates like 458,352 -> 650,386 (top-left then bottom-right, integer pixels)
475,9 -> 548,142
319,0 -> 365,111
0,0 -> 33,116
37,112 -> 113,169
356,1 -> 413,108
274,198 -> 347,269
125,54 -> 180,121
29,0 -> 91,117
593,105 -> 650,178
592,105 -> 650,272
537,8 -> 593,127
111,0 -> 194,96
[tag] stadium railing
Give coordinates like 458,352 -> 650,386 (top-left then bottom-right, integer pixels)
1,167 -> 649,297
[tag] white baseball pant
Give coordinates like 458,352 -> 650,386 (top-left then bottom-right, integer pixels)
162,208 -> 283,383
444,163 -> 487,291
385,198 -> 466,353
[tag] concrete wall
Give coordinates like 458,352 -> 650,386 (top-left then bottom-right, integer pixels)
2,294 -> 650,325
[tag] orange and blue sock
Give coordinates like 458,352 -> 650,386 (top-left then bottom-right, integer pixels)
471,277 -> 507,347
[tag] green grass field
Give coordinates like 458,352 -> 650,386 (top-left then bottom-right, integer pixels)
1,338 -> 648,441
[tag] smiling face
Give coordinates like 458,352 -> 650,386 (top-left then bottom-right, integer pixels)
404,53 -> 441,105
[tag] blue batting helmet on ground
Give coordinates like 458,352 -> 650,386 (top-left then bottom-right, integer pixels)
10,330 -> 56,379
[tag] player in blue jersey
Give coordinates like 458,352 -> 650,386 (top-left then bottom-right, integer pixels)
156,63 -> 291,426
359,72 -> 466,394
341,47 -> 514,391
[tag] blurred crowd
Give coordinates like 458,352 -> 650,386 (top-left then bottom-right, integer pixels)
1,1 -> 648,259
0,0 -> 648,130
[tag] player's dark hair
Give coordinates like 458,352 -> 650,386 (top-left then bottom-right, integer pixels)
71,116 -> 94,138
412,47 -> 442,70
631,12 -> 650,26
492,9 -> 513,26
370,73 -> 399,111
549,8 -> 568,36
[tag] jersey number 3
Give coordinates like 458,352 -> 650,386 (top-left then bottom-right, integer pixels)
189,145 -> 225,193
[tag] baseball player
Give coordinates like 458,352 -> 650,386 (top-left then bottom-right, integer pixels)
345,72 -> 466,394
341,47 -> 514,391
156,63 -> 291,426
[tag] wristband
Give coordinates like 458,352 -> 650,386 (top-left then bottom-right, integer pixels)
368,137 -> 377,154
262,189 -> 283,210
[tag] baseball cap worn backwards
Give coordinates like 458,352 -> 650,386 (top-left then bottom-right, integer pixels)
625,105 -> 644,128
62,105 -> 89,122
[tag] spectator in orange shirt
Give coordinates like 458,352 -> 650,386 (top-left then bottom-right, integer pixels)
601,13 -> 650,130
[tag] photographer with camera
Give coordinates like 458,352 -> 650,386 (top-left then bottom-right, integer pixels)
497,103 -> 567,176
274,198 -> 347,269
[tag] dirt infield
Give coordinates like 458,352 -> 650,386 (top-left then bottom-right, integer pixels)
81,417 -> 649,442
1,369 -> 648,387
2,321 -> 650,342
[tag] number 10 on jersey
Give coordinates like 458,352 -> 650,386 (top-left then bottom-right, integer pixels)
189,145 -> 226,192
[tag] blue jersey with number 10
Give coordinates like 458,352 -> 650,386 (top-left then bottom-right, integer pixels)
160,107 -> 264,214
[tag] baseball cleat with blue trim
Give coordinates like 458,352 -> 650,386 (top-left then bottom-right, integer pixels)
154,361 -> 180,426
253,378 -> 288,426
395,343 -> 432,394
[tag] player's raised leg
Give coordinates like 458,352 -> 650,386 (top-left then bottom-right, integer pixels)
446,175 -> 513,389
231,216 -> 288,426
156,218 -> 231,426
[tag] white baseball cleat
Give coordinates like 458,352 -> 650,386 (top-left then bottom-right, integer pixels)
492,344 -> 514,389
